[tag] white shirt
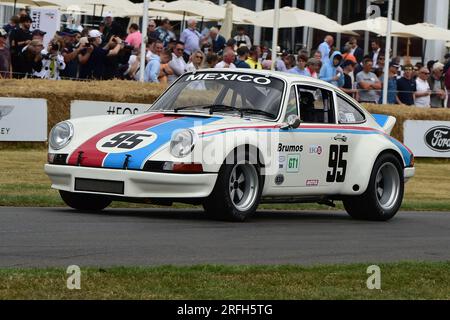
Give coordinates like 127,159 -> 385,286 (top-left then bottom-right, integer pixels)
168,53 -> 187,84
214,61 -> 236,69
415,78 -> 431,108
372,48 -> 380,68
233,34 -> 252,48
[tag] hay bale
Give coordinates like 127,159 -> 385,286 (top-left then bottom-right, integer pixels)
1,79 -> 450,147
364,103 -> 450,141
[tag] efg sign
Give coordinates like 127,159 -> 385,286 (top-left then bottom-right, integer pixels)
404,120 -> 450,158
0,98 -> 47,141
70,100 -> 152,119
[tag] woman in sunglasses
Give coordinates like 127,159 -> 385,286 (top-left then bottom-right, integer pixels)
186,50 -> 206,72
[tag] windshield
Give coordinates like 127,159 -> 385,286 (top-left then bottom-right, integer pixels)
149,71 -> 285,120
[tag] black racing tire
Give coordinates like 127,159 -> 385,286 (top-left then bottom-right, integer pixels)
59,190 -> 112,211
343,153 -> 404,221
203,159 -> 263,222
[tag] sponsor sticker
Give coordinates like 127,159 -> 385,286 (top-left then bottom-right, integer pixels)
275,174 -> 284,185
286,154 -> 300,173
185,73 -> 272,85
278,143 -> 303,153
309,145 -> 323,155
306,179 -> 319,187
424,126 -> 450,152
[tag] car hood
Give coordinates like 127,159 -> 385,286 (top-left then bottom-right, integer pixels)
61,112 -> 276,170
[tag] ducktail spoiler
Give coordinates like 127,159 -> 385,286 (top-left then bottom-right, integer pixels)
372,114 -> 396,135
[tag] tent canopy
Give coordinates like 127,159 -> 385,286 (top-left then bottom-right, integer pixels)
248,6 -> 357,35
342,17 -> 408,37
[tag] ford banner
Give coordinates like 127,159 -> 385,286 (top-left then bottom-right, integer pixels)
404,120 -> 450,158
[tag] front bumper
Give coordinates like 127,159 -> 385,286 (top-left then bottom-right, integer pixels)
44,164 -> 218,198
404,167 -> 415,182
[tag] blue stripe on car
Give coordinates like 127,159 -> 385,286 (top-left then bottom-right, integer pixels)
103,116 -> 222,169
201,127 -> 413,166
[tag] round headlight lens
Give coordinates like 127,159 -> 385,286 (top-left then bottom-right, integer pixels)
49,121 -> 74,150
170,129 -> 196,158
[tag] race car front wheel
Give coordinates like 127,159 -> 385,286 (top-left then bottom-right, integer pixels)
343,153 -> 404,221
59,190 -> 112,211
203,161 -> 262,222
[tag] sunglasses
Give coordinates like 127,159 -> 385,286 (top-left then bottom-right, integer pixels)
420,71 -> 430,75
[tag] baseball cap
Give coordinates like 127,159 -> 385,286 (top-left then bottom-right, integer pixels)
88,29 -> 102,38
0,28 -> 7,38
389,61 -> 400,68
104,11 -> 113,18
31,29 -> 46,36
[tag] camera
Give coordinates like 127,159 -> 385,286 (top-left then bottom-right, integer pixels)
50,42 -> 60,51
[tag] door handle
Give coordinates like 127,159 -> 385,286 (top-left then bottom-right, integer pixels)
334,134 -> 347,142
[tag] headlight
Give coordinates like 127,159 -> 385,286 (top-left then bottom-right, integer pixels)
49,121 -> 74,150
170,129 -> 197,158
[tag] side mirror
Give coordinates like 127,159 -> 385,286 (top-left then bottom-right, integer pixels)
281,115 -> 301,130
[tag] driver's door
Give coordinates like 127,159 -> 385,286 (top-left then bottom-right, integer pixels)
275,84 -> 338,192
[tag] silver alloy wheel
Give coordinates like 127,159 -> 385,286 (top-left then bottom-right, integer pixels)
375,162 -> 401,210
228,163 -> 259,211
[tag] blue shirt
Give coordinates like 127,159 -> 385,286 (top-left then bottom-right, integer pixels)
144,55 -> 161,83
379,75 -> 398,104
288,67 -> 311,77
318,41 -> 330,64
180,28 -> 201,55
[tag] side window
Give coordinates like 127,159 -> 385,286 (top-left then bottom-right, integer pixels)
283,86 -> 299,122
298,86 -> 335,124
336,95 -> 365,124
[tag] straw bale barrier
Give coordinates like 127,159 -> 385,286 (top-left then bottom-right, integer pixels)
1,79 -> 450,147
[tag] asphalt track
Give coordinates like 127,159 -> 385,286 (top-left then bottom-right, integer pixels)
1,207 -> 449,267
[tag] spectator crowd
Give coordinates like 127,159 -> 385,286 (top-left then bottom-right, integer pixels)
1,9 -> 449,108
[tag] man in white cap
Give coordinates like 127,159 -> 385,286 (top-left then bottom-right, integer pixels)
102,12 -> 125,44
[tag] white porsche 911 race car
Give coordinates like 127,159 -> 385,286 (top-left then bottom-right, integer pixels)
45,69 -> 414,221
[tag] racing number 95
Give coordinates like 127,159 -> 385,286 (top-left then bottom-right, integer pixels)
326,144 -> 348,183
102,133 -> 153,149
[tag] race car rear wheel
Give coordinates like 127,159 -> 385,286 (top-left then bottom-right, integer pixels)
59,190 -> 112,211
203,161 -> 262,222
343,153 -> 404,221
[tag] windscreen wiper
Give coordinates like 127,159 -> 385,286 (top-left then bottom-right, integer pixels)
239,108 -> 277,119
174,105 -> 206,112
202,104 -> 241,115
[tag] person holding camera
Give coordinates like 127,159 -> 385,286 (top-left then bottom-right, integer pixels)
34,38 -> 66,80
78,29 -> 122,80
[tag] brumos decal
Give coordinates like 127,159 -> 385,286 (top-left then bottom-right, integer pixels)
185,73 -> 272,85
278,143 -> 303,153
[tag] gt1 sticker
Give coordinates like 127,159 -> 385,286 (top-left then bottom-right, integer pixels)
286,154 -> 300,173
96,131 -> 157,153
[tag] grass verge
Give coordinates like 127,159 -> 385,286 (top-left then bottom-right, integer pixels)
1,149 -> 450,211
1,262 -> 449,299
